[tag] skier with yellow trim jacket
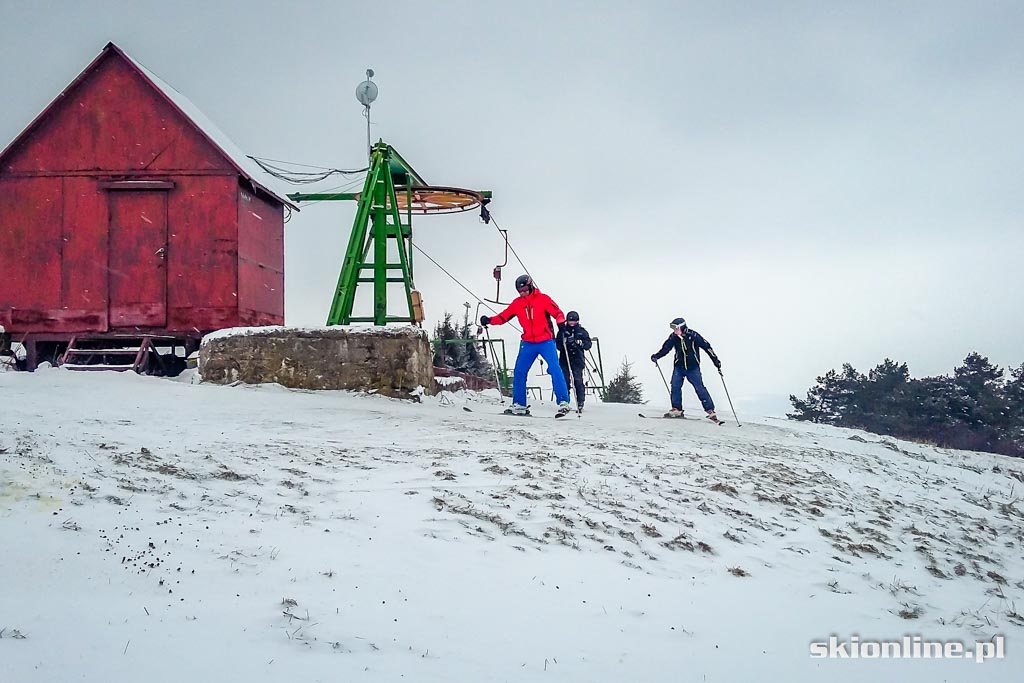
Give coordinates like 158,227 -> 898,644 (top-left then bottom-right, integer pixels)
650,317 -> 723,423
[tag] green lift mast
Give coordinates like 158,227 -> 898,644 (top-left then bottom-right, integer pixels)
288,141 -> 491,326
289,142 -> 422,325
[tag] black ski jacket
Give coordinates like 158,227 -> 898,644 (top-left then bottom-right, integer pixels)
557,323 -> 592,369
652,328 -> 720,371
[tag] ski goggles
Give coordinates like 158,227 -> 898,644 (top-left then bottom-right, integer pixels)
669,322 -> 686,330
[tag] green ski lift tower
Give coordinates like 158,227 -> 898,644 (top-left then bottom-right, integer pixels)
287,71 -> 490,326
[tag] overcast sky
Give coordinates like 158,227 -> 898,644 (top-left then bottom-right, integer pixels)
2,0 -> 1022,415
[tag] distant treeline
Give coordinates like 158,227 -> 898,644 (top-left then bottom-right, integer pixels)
789,353 -> 1024,458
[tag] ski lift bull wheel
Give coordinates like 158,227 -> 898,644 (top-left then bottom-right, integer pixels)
365,186 -> 488,215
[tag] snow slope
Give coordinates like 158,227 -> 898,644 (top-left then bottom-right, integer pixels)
1,369 -> 1022,682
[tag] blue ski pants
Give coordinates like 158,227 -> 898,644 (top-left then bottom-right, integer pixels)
671,365 -> 715,412
513,339 -> 569,407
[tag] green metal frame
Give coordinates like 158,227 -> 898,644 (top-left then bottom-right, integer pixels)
430,337 -> 510,393
491,339 -> 511,393
586,336 -> 607,400
289,142 -> 425,325
546,337 -> 607,401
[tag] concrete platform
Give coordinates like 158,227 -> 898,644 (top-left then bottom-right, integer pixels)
199,325 -> 435,399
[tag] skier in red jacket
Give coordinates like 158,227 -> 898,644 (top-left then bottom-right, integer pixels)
480,274 -> 571,416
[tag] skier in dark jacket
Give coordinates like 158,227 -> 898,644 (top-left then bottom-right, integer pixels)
556,310 -> 593,412
650,317 -> 723,423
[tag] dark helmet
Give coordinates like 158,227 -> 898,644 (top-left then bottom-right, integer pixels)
566,310 -> 580,322
514,274 -> 534,292
670,317 -> 686,330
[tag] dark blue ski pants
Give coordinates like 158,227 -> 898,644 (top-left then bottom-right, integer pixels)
671,365 -> 715,412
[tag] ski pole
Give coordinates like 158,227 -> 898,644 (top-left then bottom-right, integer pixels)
718,369 -> 741,426
654,360 -> 684,412
557,324 -> 574,410
563,335 -> 572,407
566,334 -> 585,417
655,360 -> 671,398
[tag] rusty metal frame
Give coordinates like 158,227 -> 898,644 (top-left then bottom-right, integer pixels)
388,186 -> 487,215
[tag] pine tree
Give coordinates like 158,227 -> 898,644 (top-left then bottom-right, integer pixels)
431,311 -> 493,382
460,320 -> 489,377
604,359 -> 644,404
857,359 -> 911,433
431,313 -> 459,368
945,352 -> 1010,452
788,364 -> 864,423
902,374 -> 955,438
952,352 -> 1006,429
1004,363 -> 1024,452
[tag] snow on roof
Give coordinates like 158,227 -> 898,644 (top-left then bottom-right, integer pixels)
115,44 -> 298,210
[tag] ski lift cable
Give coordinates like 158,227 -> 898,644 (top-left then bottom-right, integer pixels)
248,155 -> 369,173
258,162 -> 364,179
248,158 -> 369,185
411,242 -> 523,335
287,175 -> 368,209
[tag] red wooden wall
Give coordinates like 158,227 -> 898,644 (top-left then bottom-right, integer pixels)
0,45 -> 286,338
237,187 -> 285,326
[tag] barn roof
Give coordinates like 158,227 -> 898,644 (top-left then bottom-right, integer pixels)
0,42 -> 298,210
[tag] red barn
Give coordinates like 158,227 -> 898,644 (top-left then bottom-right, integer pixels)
0,42 -> 295,372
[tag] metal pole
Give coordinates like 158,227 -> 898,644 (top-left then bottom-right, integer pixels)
371,162 -> 388,324
483,327 -> 506,403
365,105 -> 371,161
593,337 -> 606,400
718,369 -> 741,426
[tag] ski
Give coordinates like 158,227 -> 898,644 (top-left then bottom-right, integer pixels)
638,412 -> 693,420
638,412 -> 726,425
463,403 -> 583,419
464,406 -> 577,419
499,412 -> 570,419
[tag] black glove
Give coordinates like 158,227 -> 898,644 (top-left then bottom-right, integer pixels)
480,315 -> 490,327
713,357 -> 722,370
650,354 -> 659,363
558,322 -> 566,335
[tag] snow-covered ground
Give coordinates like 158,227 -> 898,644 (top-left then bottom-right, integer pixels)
1,369 -> 1022,682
